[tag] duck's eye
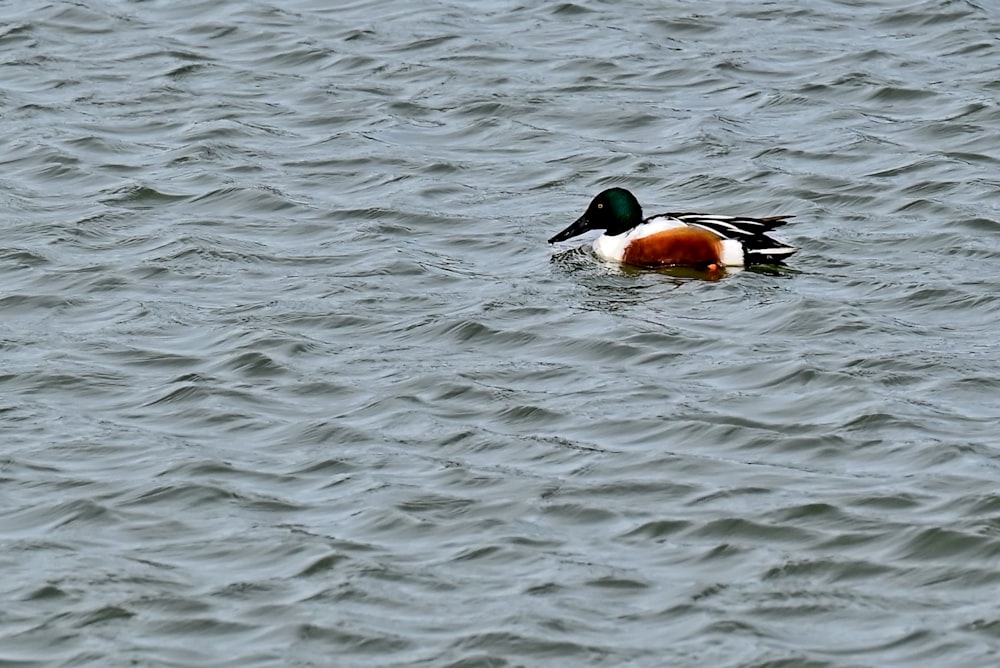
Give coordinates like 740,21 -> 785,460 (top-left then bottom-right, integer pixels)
597,203 -> 604,209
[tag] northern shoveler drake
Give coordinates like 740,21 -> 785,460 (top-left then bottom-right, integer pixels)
548,188 -> 796,269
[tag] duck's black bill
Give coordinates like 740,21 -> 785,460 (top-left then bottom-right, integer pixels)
547,214 -> 591,244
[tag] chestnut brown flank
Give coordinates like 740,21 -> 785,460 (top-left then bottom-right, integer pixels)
621,227 -> 723,268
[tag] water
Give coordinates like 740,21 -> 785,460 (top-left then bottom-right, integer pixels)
3,0 -> 1000,665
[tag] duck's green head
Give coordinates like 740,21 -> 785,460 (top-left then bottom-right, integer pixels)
548,188 -> 644,243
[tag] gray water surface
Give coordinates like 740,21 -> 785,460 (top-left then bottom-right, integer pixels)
4,1 -> 1000,666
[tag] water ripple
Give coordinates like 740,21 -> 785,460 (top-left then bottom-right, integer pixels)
3,0 -> 1000,666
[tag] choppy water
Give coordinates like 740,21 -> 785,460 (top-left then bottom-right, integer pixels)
3,0 -> 1000,665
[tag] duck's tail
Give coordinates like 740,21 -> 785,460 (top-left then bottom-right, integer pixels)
742,232 -> 797,265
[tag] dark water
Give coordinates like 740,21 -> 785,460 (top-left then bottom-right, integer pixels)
4,1 -> 1000,666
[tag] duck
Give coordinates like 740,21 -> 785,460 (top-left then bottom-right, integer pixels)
548,188 -> 796,269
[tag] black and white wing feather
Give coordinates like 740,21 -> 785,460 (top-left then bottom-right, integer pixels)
666,212 -> 797,265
